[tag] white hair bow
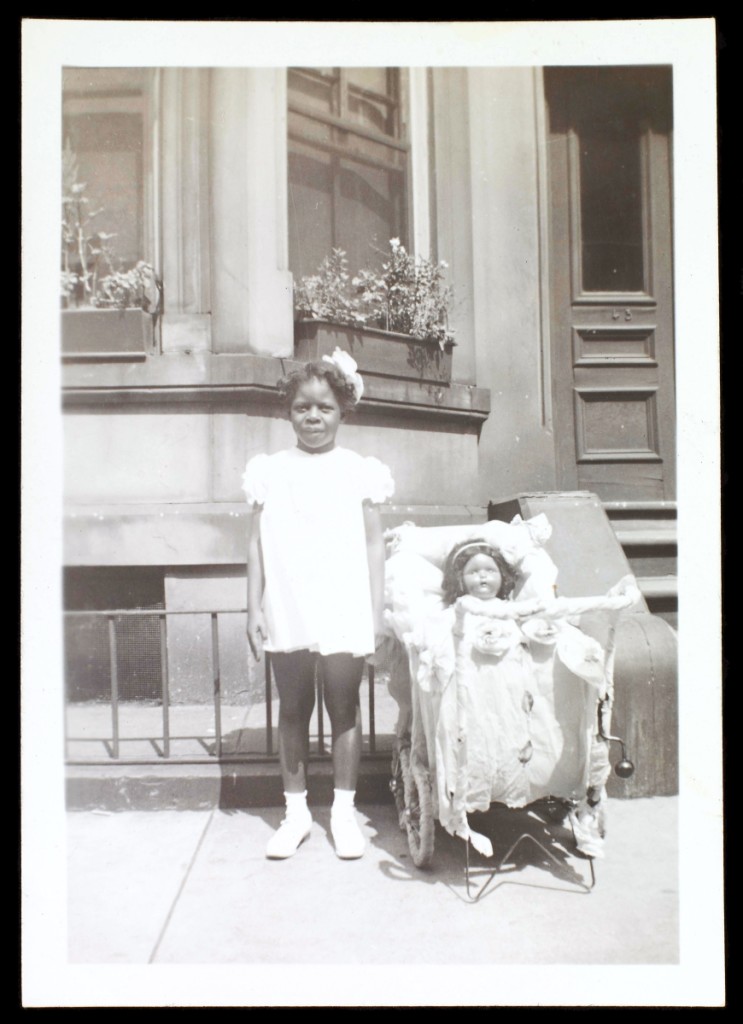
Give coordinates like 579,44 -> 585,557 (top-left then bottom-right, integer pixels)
322,347 -> 364,403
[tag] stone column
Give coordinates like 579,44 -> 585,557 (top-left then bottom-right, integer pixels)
430,67 -> 476,387
408,67 -> 432,262
160,68 -> 213,353
466,67 -> 557,499
209,68 -> 294,356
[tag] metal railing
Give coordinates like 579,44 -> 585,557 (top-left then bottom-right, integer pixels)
63,608 -> 382,765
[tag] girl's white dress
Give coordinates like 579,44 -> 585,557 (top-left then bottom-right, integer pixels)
243,446 -> 394,657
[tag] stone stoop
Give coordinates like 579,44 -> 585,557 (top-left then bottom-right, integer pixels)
603,501 -> 677,629
65,758 -> 396,812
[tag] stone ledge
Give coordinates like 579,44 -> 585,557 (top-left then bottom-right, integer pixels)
66,759 -> 395,811
63,504 -> 489,565
638,576 -> 678,599
62,351 -> 490,425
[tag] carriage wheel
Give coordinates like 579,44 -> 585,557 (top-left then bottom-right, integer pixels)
390,745 -> 407,832
399,744 -> 435,869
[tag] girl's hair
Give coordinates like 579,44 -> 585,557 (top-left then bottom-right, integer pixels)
441,540 -> 518,606
276,362 -> 358,415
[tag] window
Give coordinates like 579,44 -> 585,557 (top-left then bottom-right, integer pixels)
579,127 -> 645,293
287,67 -> 410,279
62,68 -> 155,306
64,567 -> 165,702
545,65 -> 672,299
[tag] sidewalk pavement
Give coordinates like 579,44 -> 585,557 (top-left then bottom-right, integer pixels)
67,795 -> 678,969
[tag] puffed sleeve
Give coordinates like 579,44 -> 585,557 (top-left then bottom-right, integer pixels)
241,453 -> 269,506
361,455 -> 395,504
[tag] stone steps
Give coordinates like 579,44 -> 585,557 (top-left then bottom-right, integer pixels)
604,501 -> 677,628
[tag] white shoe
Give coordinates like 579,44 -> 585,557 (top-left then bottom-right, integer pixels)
266,809 -> 312,859
569,807 -> 606,860
331,807 -> 366,859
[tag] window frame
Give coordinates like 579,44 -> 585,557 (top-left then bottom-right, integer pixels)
60,68 -> 161,358
62,68 -> 159,276
286,66 -> 417,275
288,67 -> 409,169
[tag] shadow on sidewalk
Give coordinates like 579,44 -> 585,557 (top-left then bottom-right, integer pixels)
367,802 -> 596,903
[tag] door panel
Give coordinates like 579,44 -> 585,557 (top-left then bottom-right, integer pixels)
545,67 -> 675,501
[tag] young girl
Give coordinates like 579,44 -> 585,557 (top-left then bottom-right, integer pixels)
243,349 -> 393,860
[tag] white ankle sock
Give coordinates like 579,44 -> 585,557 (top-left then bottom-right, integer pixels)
266,791 -> 312,859
332,788 -> 356,812
330,789 -> 365,859
285,790 -> 309,814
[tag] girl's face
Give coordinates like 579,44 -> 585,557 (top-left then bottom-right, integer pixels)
462,553 -> 503,600
290,378 -> 342,453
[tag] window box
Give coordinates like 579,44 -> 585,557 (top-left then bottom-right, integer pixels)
294,319 -> 455,384
61,308 -> 154,361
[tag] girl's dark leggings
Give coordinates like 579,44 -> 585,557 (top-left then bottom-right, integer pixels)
269,650 -> 364,737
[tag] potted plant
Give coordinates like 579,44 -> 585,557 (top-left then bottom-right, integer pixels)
61,140 -> 161,359
294,240 -> 456,383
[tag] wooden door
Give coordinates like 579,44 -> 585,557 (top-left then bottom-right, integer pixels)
545,67 -> 675,501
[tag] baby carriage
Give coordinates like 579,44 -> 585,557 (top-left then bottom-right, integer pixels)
380,514 -> 639,898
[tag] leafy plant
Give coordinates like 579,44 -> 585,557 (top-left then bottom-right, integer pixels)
355,239 -> 454,346
93,262 -> 159,310
293,248 -> 368,328
61,138 -> 159,311
294,239 -> 454,347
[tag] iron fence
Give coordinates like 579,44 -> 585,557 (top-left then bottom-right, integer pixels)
63,608 -> 384,765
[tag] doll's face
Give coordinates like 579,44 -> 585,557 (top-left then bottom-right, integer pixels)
461,553 -> 503,600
